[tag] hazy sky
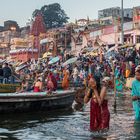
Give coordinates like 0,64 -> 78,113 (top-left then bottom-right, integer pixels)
0,0 -> 140,27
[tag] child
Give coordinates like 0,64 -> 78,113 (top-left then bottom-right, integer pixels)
131,66 -> 140,121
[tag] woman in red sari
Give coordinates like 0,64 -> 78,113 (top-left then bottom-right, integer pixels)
84,75 -> 110,132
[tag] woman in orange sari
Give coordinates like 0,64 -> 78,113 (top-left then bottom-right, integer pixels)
62,68 -> 69,90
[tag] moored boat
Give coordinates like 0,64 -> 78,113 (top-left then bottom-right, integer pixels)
57,81 -> 83,89
0,90 -> 75,113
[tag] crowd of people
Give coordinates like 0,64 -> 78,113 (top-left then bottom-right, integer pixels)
0,45 -> 140,132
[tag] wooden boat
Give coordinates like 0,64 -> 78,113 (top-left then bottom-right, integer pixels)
0,90 -> 75,113
57,81 -> 85,104
57,81 -> 83,89
0,84 -> 20,93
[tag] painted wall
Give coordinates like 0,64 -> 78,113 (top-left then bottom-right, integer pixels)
10,52 -> 38,62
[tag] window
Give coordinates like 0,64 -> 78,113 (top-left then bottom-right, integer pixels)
136,35 -> 140,43
76,35 -> 83,45
118,37 -> 120,42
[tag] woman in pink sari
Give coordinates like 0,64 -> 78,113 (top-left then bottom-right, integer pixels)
48,72 -> 57,91
47,76 -> 54,92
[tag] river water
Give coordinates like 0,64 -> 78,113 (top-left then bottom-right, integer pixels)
0,93 -> 139,140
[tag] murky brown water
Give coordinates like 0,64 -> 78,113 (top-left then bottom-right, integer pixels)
0,93 -> 139,140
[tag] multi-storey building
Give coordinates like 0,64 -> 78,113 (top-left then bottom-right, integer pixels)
98,7 -> 133,20
98,7 -> 120,19
40,26 -> 72,57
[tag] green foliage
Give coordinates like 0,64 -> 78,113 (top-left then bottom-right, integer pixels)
32,3 -> 69,29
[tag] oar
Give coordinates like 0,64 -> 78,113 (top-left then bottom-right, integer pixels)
13,74 -> 21,83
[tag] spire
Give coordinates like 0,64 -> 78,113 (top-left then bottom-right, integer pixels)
75,19 -> 78,25
87,16 -> 90,24
30,13 -> 46,36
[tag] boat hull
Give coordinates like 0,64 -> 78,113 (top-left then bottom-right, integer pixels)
57,81 -> 83,89
0,90 -> 75,113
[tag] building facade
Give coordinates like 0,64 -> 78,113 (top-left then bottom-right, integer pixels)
98,7 -> 133,20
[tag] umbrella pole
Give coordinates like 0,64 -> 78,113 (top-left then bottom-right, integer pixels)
112,60 -> 117,113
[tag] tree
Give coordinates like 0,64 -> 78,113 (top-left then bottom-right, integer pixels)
32,3 -> 69,29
